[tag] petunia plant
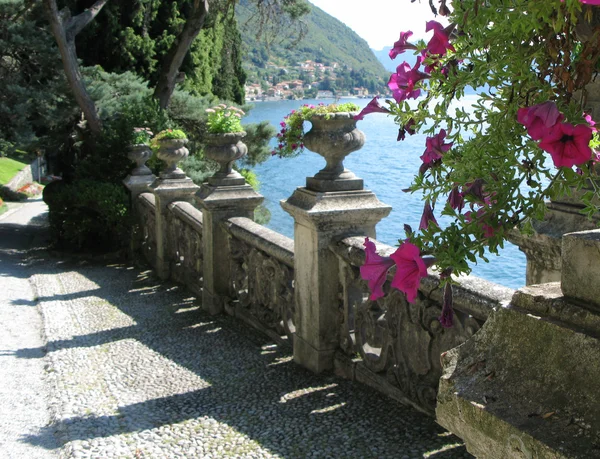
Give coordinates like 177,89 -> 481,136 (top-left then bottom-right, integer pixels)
357,0 -> 600,326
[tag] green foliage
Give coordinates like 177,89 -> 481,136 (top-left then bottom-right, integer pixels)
154,129 -> 187,140
273,102 -> 359,158
132,128 -> 154,145
377,0 -> 600,277
68,1 -> 246,103
238,121 -> 277,167
45,179 -> 131,252
0,1 -> 75,158
206,104 -> 245,133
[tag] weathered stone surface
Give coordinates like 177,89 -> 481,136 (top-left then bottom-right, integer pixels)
224,217 -> 295,344
149,177 -> 200,279
509,201 -> 599,285
281,187 -> 391,374
195,183 -> 263,315
561,229 -> 600,311
437,297 -> 600,458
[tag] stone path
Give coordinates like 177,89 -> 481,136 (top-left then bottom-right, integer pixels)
1,198 -> 472,458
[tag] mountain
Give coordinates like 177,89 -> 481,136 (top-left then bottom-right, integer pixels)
236,0 -> 390,97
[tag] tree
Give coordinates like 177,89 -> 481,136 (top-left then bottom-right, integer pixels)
43,0 -> 109,136
45,0 -> 310,132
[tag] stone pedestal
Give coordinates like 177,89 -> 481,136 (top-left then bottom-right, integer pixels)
149,176 -> 199,279
509,201 -> 599,285
196,183 -> 263,315
281,187 -> 391,373
436,229 -> 600,458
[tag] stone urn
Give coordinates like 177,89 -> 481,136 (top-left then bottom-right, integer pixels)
303,112 -> 365,192
127,144 -> 153,176
156,138 -> 189,179
203,132 -> 248,186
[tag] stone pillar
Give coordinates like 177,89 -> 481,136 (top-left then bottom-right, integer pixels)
281,113 -> 391,373
123,144 -> 156,256
196,133 -> 264,315
150,140 -> 199,279
436,229 -> 600,458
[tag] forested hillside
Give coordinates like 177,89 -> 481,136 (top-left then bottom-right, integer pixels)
236,0 -> 389,97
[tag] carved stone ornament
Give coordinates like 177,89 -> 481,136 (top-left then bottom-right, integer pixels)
303,112 -> 365,192
204,132 -> 248,186
127,144 -> 153,176
156,138 -> 189,179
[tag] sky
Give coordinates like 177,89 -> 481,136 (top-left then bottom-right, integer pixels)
307,0 -> 444,50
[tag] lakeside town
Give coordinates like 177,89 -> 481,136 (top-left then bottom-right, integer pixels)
244,59 -> 381,102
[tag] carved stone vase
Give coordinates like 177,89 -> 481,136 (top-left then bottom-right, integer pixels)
203,132 -> 248,186
156,138 -> 189,179
303,112 -> 365,192
127,144 -> 153,176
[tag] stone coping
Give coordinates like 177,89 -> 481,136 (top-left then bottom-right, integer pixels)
168,201 -> 203,233
138,192 -> 156,209
224,217 -> 294,268
331,236 -> 514,321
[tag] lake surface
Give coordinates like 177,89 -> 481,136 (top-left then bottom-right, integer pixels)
243,98 -> 526,289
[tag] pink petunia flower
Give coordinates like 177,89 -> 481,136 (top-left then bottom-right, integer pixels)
517,101 -> 564,141
388,61 -> 430,102
397,118 -> 416,141
584,112 -> 597,132
360,238 -> 395,301
448,186 -> 465,212
425,21 -> 456,56
419,201 -> 438,230
390,242 -> 428,304
420,129 -> 452,165
538,122 -> 594,168
354,97 -> 391,121
389,31 -> 418,60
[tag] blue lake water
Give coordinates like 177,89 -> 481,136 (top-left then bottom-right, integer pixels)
243,98 -> 526,289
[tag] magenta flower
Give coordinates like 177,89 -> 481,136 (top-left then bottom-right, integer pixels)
439,283 -> 454,328
389,31 -> 418,60
354,97 -> 391,121
388,61 -> 429,102
390,242 -> 428,304
421,129 -> 452,165
465,207 -> 498,239
584,113 -> 597,132
397,118 -> 416,141
448,186 -> 464,212
538,122 -> 594,168
517,101 -> 564,141
425,21 -> 455,56
419,201 -> 438,230
360,237 -> 395,301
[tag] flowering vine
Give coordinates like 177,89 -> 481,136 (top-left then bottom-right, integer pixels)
356,0 -> 600,326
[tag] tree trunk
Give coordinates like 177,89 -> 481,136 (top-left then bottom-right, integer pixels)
43,0 -> 109,137
153,0 -> 209,109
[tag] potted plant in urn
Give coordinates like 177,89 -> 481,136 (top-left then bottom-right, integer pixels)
203,104 -> 248,186
152,129 -> 189,179
273,102 -> 364,191
128,127 -> 153,176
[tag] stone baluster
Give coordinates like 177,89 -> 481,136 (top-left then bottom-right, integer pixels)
150,138 -> 199,279
281,112 -> 392,373
195,132 -> 264,315
124,144 -> 157,256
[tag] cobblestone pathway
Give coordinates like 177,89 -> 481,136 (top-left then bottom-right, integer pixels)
3,200 -> 473,459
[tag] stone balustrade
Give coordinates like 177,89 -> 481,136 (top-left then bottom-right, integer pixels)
124,120 -> 600,458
